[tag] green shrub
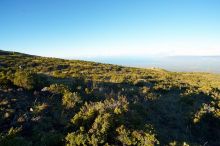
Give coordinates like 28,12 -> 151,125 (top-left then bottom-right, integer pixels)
66,97 -> 129,145
47,84 -> 69,94
13,70 -> 48,90
65,132 -> 88,146
62,91 -> 82,109
116,125 -> 159,146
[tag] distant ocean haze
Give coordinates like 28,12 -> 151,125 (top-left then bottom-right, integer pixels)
71,56 -> 220,73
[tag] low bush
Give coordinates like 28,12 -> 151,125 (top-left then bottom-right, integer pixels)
13,70 -> 48,90
62,91 -> 82,109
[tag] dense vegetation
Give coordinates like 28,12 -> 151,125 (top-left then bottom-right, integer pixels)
0,50 -> 220,146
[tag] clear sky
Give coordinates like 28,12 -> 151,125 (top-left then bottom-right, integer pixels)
0,0 -> 220,58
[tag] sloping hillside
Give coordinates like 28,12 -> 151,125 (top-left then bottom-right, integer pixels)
0,50 -> 220,146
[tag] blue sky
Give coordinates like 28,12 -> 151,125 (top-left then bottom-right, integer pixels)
0,0 -> 220,58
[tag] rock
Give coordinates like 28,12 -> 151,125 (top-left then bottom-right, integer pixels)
7,88 -> 13,92
19,65 -> 24,69
31,116 -> 41,122
17,88 -> 23,92
41,87 -> 48,92
4,112 -> 10,118
30,108 -> 34,112
17,116 -> 25,123
77,86 -> 82,90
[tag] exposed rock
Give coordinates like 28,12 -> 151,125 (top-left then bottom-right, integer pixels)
4,112 -> 10,118
17,115 -> 25,123
17,88 -> 23,92
31,116 -> 41,122
30,108 -> 34,112
7,88 -> 13,92
41,87 -> 48,92
19,65 -> 25,69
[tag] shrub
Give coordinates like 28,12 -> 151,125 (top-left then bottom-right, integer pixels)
13,71 -> 48,90
65,132 -> 88,146
62,91 -> 82,109
116,125 -> 159,146
66,97 -> 129,145
47,84 -> 69,94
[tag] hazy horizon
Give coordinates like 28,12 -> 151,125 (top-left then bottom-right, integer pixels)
2,49 -> 220,73
69,56 -> 220,73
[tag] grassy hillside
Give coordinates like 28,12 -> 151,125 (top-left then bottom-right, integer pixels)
0,50 -> 220,146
